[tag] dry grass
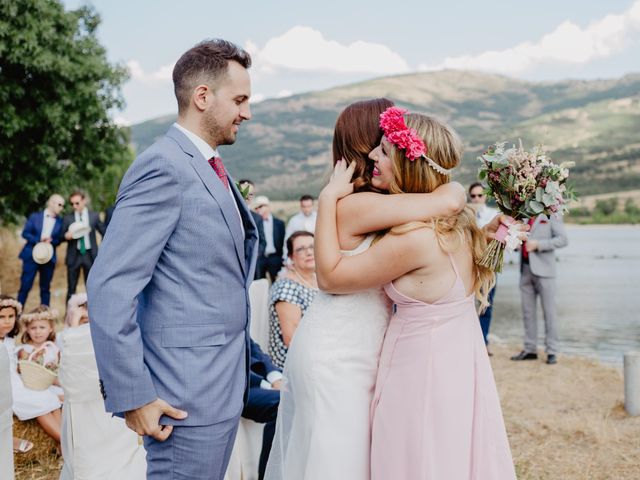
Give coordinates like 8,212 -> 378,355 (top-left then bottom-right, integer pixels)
3,227 -> 639,479
13,418 -> 62,480
492,344 -> 640,479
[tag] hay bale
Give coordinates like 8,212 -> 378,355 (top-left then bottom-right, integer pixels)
13,417 -> 62,480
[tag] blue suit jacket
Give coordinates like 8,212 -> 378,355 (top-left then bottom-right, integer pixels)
249,339 -> 280,389
87,126 -> 259,426
19,211 -> 63,264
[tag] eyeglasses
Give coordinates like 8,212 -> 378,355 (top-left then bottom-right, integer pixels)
294,245 -> 314,255
470,194 -> 485,198
71,202 -> 81,206
56,203 -> 64,207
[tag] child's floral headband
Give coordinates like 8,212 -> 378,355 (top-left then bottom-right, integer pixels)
21,309 -> 58,324
0,298 -> 22,315
379,107 -> 453,176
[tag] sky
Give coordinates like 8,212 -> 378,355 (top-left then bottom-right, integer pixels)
62,0 -> 640,125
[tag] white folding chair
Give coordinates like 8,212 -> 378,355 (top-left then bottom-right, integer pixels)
224,278 -> 272,480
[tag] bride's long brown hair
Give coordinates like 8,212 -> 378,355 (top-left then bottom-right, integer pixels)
332,98 -> 394,193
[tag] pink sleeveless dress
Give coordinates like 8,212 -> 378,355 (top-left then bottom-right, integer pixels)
370,255 -> 516,479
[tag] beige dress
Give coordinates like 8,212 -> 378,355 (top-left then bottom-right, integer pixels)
0,342 -> 15,480
58,324 -> 146,480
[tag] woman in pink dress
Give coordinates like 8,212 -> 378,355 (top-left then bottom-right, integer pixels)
316,107 -> 516,479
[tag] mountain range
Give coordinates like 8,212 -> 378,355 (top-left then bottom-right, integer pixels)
131,70 -> 640,199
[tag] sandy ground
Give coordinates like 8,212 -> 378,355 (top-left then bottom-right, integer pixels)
2,227 -> 639,479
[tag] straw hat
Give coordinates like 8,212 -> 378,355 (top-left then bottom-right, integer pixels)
32,242 -> 54,264
253,195 -> 270,209
68,221 -> 91,239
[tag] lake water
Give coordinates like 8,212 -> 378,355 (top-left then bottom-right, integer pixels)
490,225 -> 640,367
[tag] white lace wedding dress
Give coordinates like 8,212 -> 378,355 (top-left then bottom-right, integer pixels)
264,235 -> 391,480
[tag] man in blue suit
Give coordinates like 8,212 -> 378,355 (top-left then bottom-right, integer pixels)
244,339 -> 281,480
18,194 -> 65,306
253,196 -> 286,282
87,39 -> 257,480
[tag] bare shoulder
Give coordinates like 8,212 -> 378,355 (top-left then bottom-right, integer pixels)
336,192 -> 378,214
384,223 -> 439,253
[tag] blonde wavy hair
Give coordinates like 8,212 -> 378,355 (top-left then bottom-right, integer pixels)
386,113 -> 495,310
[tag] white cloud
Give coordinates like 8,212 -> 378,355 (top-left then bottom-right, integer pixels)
420,0 -> 640,75
127,60 -> 174,84
276,89 -> 292,98
250,93 -> 266,103
112,116 -> 131,126
247,26 -> 409,75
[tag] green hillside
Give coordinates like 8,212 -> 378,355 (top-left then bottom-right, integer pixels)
131,70 -> 640,199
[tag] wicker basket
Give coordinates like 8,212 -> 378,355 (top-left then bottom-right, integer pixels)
18,342 -> 58,391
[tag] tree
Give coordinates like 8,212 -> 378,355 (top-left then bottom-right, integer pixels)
594,197 -> 618,216
624,198 -> 639,216
0,0 -> 132,222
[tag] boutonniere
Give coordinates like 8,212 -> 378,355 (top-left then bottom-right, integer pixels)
235,181 -> 251,201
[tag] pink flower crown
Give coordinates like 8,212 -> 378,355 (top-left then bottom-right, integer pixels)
379,107 -> 452,175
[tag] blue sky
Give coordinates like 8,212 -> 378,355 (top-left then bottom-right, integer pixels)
63,0 -> 640,124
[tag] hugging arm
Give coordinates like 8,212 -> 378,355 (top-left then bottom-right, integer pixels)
336,182 -> 466,238
315,161 -> 426,293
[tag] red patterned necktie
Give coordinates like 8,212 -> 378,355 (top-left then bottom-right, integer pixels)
208,156 -> 229,190
522,217 -> 537,260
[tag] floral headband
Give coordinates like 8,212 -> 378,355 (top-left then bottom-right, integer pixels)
21,309 -> 58,324
379,107 -> 453,176
0,298 -> 22,315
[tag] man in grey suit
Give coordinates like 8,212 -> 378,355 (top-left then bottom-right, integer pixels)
511,214 -> 568,365
87,39 -> 258,479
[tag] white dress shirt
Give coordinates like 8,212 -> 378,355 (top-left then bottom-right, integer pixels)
475,205 -> 498,228
41,209 -> 57,240
283,211 -> 317,259
263,214 -> 276,256
174,123 -> 244,236
75,208 -> 91,250
260,370 -> 284,390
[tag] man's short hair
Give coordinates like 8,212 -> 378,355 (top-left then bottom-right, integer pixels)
173,39 -> 252,114
238,179 -> 254,187
300,195 -> 314,203
69,189 -> 86,200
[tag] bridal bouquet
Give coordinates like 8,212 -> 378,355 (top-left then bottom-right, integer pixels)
477,140 -> 574,272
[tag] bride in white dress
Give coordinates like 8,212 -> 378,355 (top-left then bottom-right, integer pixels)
264,99 -> 465,480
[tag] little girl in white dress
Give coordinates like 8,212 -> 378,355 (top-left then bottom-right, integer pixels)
12,305 -> 63,443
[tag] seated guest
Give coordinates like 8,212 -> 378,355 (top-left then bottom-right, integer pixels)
268,231 -> 318,368
243,339 -> 282,480
0,302 -> 62,444
58,293 -> 146,480
0,329 -> 14,478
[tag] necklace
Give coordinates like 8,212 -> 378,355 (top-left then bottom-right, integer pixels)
291,268 -> 318,290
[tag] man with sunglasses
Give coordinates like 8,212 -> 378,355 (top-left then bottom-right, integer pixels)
62,190 -> 105,302
18,194 -> 66,306
469,182 -> 499,354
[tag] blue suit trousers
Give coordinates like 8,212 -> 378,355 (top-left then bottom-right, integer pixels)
143,414 -> 240,480
18,259 -> 55,306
